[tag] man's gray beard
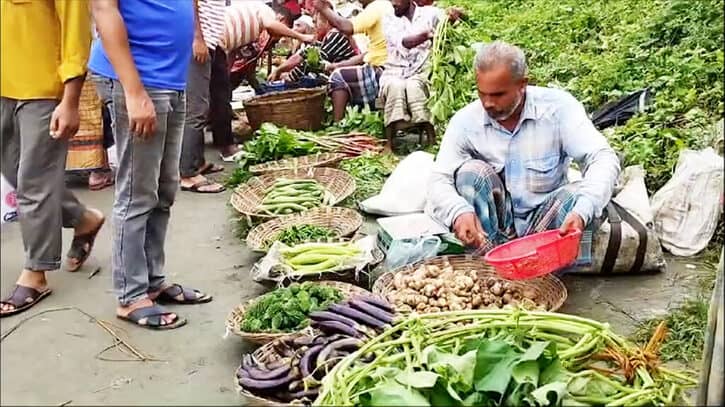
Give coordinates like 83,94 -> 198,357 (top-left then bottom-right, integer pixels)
489,92 -> 524,122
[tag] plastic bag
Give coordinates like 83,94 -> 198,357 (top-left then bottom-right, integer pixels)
360,151 -> 435,216
651,147 -> 724,256
591,88 -> 651,130
251,236 -> 378,283
1,174 -> 17,224
385,235 -> 441,270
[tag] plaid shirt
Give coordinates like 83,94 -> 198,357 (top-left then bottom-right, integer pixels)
426,86 -> 621,235
381,5 -> 443,80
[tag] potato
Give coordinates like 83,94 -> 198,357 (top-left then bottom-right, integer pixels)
490,282 -> 503,296
485,277 -> 498,288
416,302 -> 428,311
494,298 -> 504,308
502,293 -> 513,304
471,295 -> 482,307
428,306 -> 441,313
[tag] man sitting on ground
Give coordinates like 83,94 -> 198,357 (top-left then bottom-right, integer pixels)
268,11 -> 359,83
426,41 -> 620,263
313,0 -> 393,121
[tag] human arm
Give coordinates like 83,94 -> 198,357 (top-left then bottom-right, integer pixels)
269,52 -> 304,80
50,0 -> 92,139
192,0 -> 209,63
426,114 -> 488,246
259,11 -> 314,43
92,0 -> 156,137
324,53 -> 365,73
559,93 -> 621,228
402,28 -> 434,49
312,0 -> 354,35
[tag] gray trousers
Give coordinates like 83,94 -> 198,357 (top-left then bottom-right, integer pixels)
102,78 -> 186,306
180,50 -> 212,178
0,98 -> 86,271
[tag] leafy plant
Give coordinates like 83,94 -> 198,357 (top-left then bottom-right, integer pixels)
433,0 -> 724,192
269,224 -> 337,248
338,153 -> 399,206
325,106 -> 385,137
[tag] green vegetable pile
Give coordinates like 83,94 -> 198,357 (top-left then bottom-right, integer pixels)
306,46 -> 322,72
259,178 -> 330,216
326,106 -> 385,137
240,282 -> 343,333
239,123 -> 319,168
339,153 -> 399,205
432,0 -> 723,192
315,309 -> 697,406
282,241 -> 363,275
271,224 -> 337,248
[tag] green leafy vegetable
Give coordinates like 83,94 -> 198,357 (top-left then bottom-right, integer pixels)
239,282 -> 342,333
269,224 -> 337,248
338,153 -> 398,206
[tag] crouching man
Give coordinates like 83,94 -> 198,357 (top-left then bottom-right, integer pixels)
426,41 -> 620,262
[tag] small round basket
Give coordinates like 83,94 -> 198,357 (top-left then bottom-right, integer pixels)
244,87 -> 327,131
246,207 -> 364,253
230,167 -> 356,219
372,255 -> 568,312
225,280 -> 371,345
249,152 -> 346,175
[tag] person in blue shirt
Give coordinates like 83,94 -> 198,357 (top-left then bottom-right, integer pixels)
427,41 -> 620,261
90,0 -> 212,330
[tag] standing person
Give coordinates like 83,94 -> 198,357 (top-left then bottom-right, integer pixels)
90,0 -> 213,330
427,41 -> 620,260
180,0 -> 228,194
312,0 -> 394,121
0,0 -> 106,317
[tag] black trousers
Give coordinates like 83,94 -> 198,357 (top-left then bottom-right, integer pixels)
209,46 -> 235,147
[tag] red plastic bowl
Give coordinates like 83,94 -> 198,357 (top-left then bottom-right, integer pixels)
484,230 -> 582,280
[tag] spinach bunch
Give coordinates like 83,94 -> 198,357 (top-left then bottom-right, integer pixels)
272,224 -> 337,248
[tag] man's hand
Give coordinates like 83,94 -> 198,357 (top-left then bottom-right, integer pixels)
323,62 -> 337,74
311,0 -> 331,11
49,101 -> 80,140
125,91 -> 157,139
298,33 -> 315,44
267,69 -> 280,81
559,212 -> 585,235
193,37 -> 209,64
453,212 -> 487,248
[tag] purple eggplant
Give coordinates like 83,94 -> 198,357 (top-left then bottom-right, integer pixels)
264,357 -> 291,371
236,365 -> 245,379
239,373 -> 295,391
299,344 -> 324,378
243,364 -> 291,381
328,303 -> 387,329
309,310 -> 359,328
310,319 -> 362,337
353,294 -> 395,313
348,299 -> 394,324
316,337 -> 362,370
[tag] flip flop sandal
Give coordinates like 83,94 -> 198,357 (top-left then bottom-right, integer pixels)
89,173 -> 115,191
0,285 -> 53,318
199,163 -> 225,175
156,284 -> 213,305
117,304 -> 187,330
180,179 -> 226,194
220,150 -> 244,162
66,215 -> 105,272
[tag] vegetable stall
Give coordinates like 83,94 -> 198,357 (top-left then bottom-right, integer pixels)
219,0 -> 723,405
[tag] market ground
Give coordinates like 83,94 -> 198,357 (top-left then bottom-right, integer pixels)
0,157 -> 712,405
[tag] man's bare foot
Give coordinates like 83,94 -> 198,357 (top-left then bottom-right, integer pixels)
74,208 -> 105,236
117,298 -> 177,326
219,144 -> 242,160
180,175 -> 225,193
0,270 -> 48,313
66,208 -> 105,272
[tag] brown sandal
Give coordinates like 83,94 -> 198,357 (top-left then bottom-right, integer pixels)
0,285 -> 52,318
66,215 -> 105,272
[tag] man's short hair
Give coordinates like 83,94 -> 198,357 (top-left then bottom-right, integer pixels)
272,5 -> 294,27
473,40 -> 528,81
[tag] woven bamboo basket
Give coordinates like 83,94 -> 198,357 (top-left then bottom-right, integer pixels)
245,87 -> 327,131
246,207 -> 364,252
225,280 -> 371,345
249,152 -> 345,175
230,167 -> 356,219
372,255 -> 568,312
235,339 -> 314,406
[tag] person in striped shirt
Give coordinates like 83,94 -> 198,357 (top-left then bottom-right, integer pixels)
268,11 -> 360,83
180,0 -> 229,194
221,1 -> 314,54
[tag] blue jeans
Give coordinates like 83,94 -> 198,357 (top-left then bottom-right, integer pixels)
98,77 -> 186,306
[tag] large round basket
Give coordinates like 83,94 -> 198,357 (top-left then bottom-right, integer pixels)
372,255 -> 568,312
244,87 -> 326,131
230,167 -> 356,219
249,152 -> 345,175
235,340 -> 311,406
225,280 -> 371,345
246,207 -> 364,252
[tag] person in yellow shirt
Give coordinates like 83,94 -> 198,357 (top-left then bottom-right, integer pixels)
0,0 -> 106,317
313,0 -> 393,121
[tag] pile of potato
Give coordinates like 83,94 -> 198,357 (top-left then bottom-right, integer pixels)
389,263 -> 542,313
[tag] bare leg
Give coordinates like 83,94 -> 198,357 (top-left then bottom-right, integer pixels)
331,89 -> 349,122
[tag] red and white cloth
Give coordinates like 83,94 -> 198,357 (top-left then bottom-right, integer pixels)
221,1 -> 276,52
199,0 -> 227,49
